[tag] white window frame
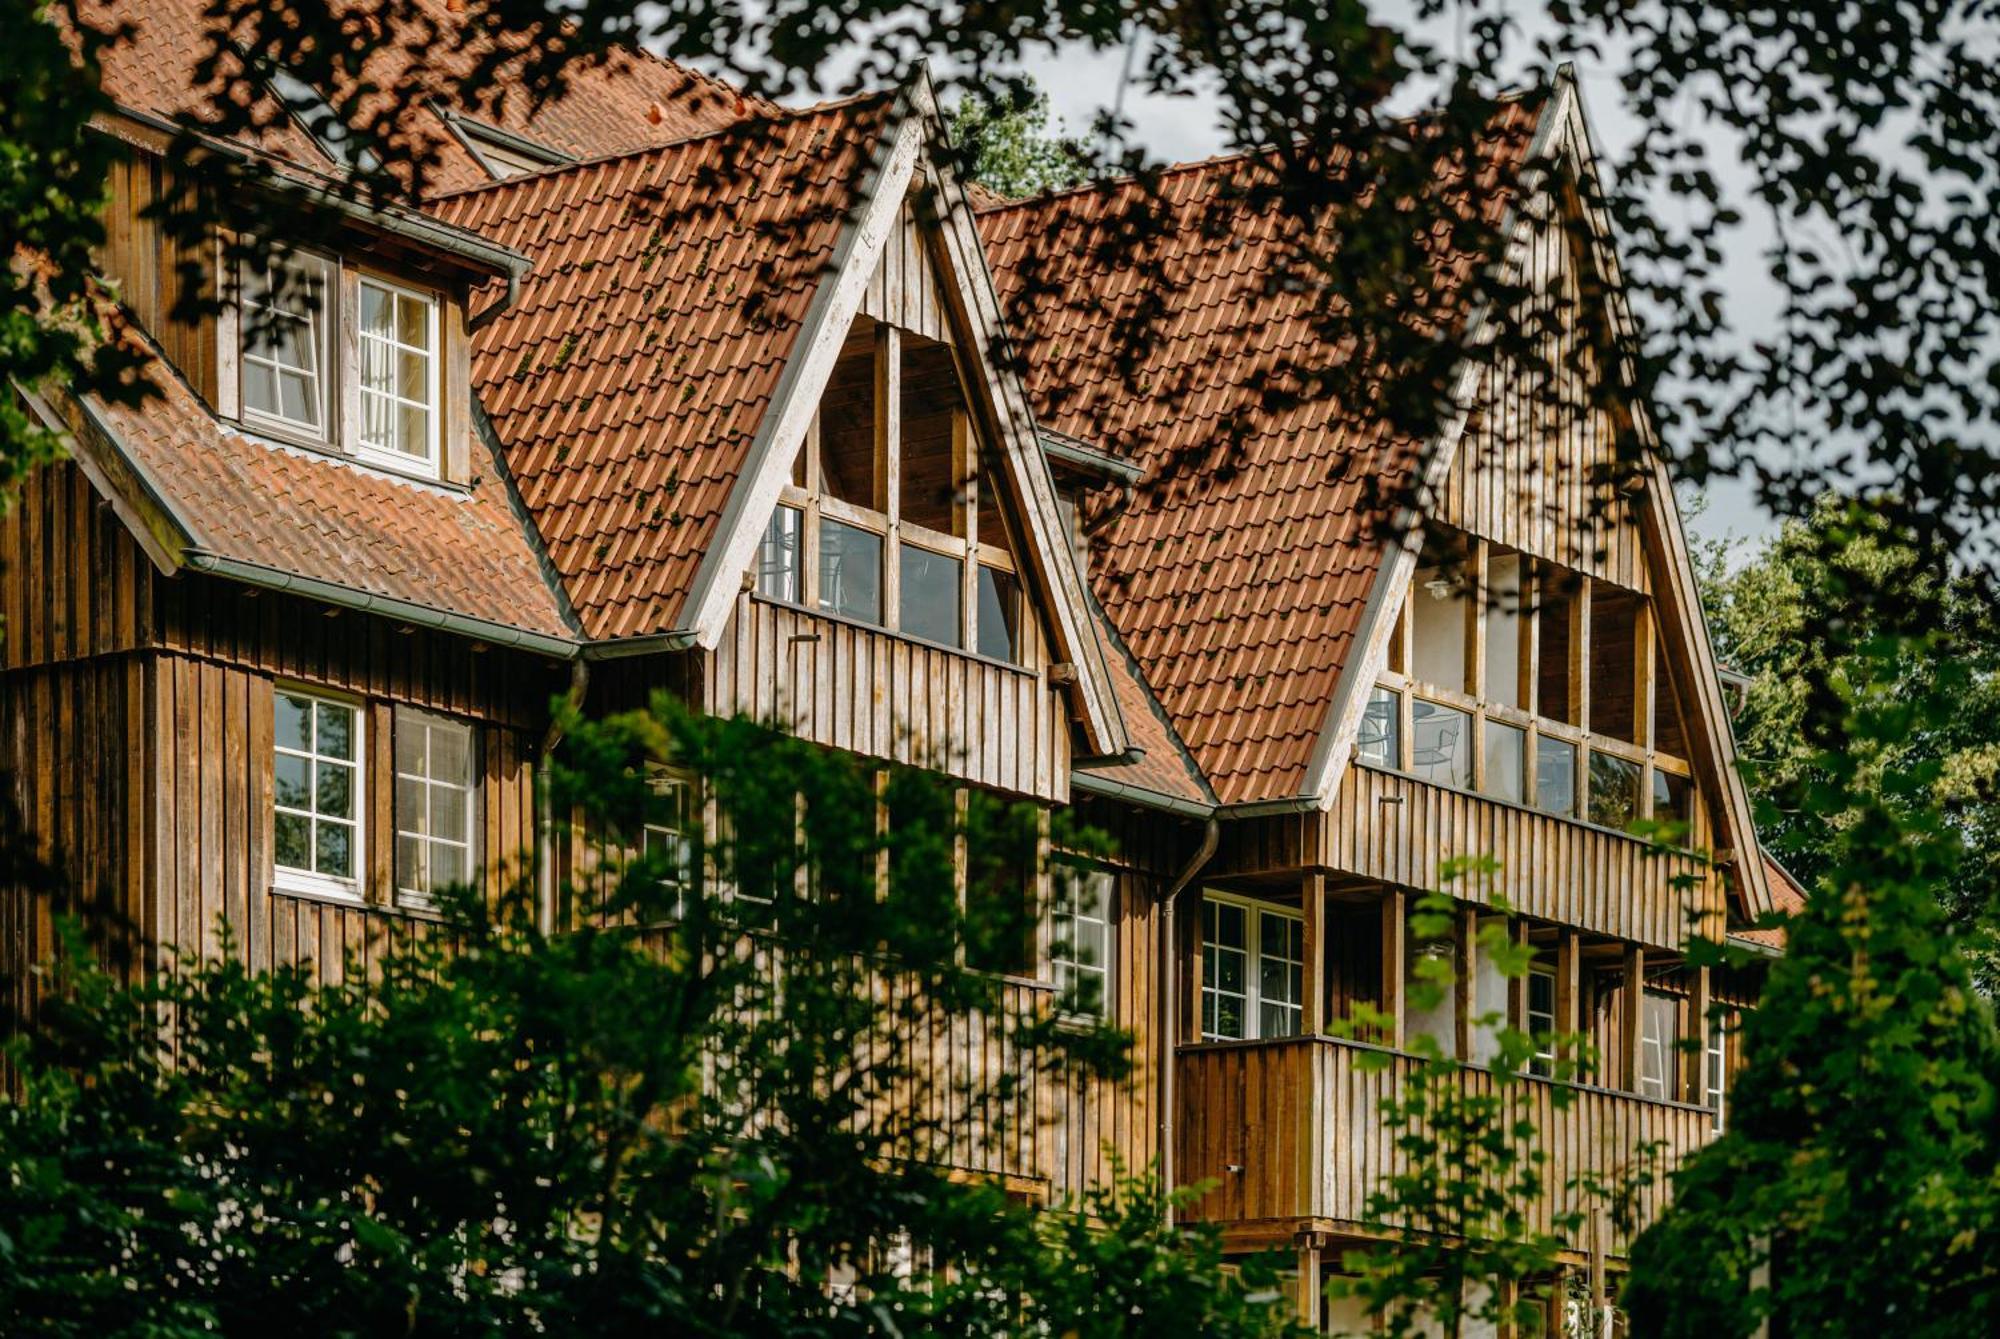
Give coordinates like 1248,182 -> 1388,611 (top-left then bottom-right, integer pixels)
1201,892 -> 1305,1042
1049,862 -> 1114,1021
239,250 -> 336,446
352,273 -> 443,478
273,687 -> 365,901
642,769 -> 698,919
1637,988 -> 1679,1100
392,707 -> 478,911
1527,964 -> 1558,1077
1705,1014 -> 1729,1131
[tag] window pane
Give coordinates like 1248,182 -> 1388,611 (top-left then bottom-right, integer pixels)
316,821 -> 353,878
899,543 -> 962,647
1357,686 -> 1401,768
315,759 -> 353,818
361,282 -> 391,334
316,702 -> 353,760
1410,699 -> 1472,788
397,292 -> 429,348
818,517 -> 882,624
276,812 -> 311,869
757,505 -> 801,604
1587,750 -> 1643,829
431,784 -> 468,843
242,255 -> 328,436
976,566 -> 1020,663
275,753 -> 310,809
1484,554 -> 1524,707
275,693 -> 312,753
243,362 -> 278,418
430,841 -> 465,889
394,711 -> 476,907
1534,735 -> 1577,817
1652,768 -> 1693,830
273,694 -> 362,889
1482,720 -> 1526,804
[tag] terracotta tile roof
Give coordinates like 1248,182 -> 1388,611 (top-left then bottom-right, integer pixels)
979,102 -> 1541,804
79,0 -> 756,195
1737,851 -> 1808,950
433,95 -> 893,642
79,321 -> 572,644
1076,598 -> 1215,810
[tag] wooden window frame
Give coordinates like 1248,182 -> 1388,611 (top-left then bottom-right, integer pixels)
766,320 -> 1023,662
272,685 -> 366,902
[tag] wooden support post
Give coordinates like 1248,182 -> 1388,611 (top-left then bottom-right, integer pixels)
1570,574 -> 1592,731
1467,538 -> 1488,699
1556,930 -> 1581,1068
1295,1237 -> 1323,1330
1521,560 -> 1541,716
875,322 -> 902,626
1634,599 -> 1656,755
1380,887 -> 1407,1048
1619,943 -> 1646,1093
1187,893 -> 1205,1042
1455,904 -> 1479,1062
1687,963 -> 1713,1106
1507,918 -> 1530,1032
956,411 -> 978,651
1302,871 -> 1325,1035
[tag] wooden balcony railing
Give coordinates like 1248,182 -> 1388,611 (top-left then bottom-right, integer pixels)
1175,1036 -> 1716,1253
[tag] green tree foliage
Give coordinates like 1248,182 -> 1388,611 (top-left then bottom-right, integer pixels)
1328,873 -> 1629,1338
945,84 -> 1086,199
1625,504 -> 2000,1336
1697,500 -> 2000,974
0,699 -> 1302,1337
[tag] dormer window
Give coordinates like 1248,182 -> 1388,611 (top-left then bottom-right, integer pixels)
356,277 -> 440,472
241,254 -> 334,441
232,253 -> 448,482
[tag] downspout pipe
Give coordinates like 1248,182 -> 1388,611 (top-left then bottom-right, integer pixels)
537,659 -> 590,935
1158,815 -> 1219,1226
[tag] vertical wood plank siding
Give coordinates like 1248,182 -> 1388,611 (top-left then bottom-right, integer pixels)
0,461 -> 157,672
95,154 -> 217,405
1437,219 -> 1646,594
1175,1038 -> 1713,1253
706,592 -> 1069,801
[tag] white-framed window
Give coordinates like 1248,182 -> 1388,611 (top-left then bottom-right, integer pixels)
274,689 -> 363,898
1527,964 -> 1558,1077
1705,1012 -> 1729,1131
241,251 -> 334,442
1050,863 -> 1114,1020
1637,988 -> 1679,1100
642,771 -> 697,918
393,708 -> 477,910
355,275 -> 441,475
1201,893 -> 1304,1042
757,505 -> 802,604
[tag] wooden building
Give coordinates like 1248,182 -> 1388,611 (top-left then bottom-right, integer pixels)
4,3 -> 1781,1329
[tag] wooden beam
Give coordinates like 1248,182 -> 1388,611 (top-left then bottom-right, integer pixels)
1507,918 -> 1530,1033
1380,887 -> 1407,1048
955,411 -> 978,652
1455,905 -> 1479,1061
1295,1239 -> 1323,1329
1619,943 -> 1645,1093
1187,891 -> 1206,1042
875,323 -> 902,627
1687,963 -> 1712,1106
1635,597 -> 1656,755
1522,560 -> 1541,716
1556,929 -> 1581,1070
1568,573 -> 1592,731
1302,871 -> 1325,1035
1467,537 -> 1488,699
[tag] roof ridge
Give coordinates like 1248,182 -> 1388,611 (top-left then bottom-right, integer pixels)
426,87 -> 895,205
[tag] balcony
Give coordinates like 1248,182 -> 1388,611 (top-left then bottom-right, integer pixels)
1175,1035 -> 1716,1253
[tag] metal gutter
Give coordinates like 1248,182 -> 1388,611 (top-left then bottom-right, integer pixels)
1070,769 -> 1217,820
1037,428 -> 1146,486
580,630 -> 702,659
181,550 -> 579,660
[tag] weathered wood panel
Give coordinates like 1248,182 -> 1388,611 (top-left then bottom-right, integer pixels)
706,592 -> 1068,801
1437,219 -> 1646,593
0,460 -> 157,672
96,151 -> 216,404
1175,1037 -> 1714,1254
858,203 -> 951,345
1315,764 -> 1720,951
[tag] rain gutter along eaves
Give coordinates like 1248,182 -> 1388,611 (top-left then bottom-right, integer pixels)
580,630 -> 703,659
1070,769 -> 1216,820
180,550 -> 579,660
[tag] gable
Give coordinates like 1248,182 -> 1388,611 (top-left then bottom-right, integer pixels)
1305,73 -> 1771,922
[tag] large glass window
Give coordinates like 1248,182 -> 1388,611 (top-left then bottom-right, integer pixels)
1051,864 -> 1113,1020
1484,553 -> 1524,707
274,691 -> 361,895
1357,685 -> 1402,768
1535,735 -> 1577,817
1410,699 -> 1472,789
242,253 -> 334,440
1706,1014 -> 1729,1130
1411,564 -> 1469,693
1651,767 -> 1693,831
1201,896 -> 1303,1042
818,517 -> 883,624
1482,720 -> 1526,804
1587,750 -> 1643,829
757,505 -> 801,603
976,565 -> 1020,663
394,709 -> 475,910
356,276 -> 439,473
899,542 -> 962,647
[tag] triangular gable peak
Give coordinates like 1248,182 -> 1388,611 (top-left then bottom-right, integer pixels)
682,75 -> 1128,769
1303,71 -> 1771,928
